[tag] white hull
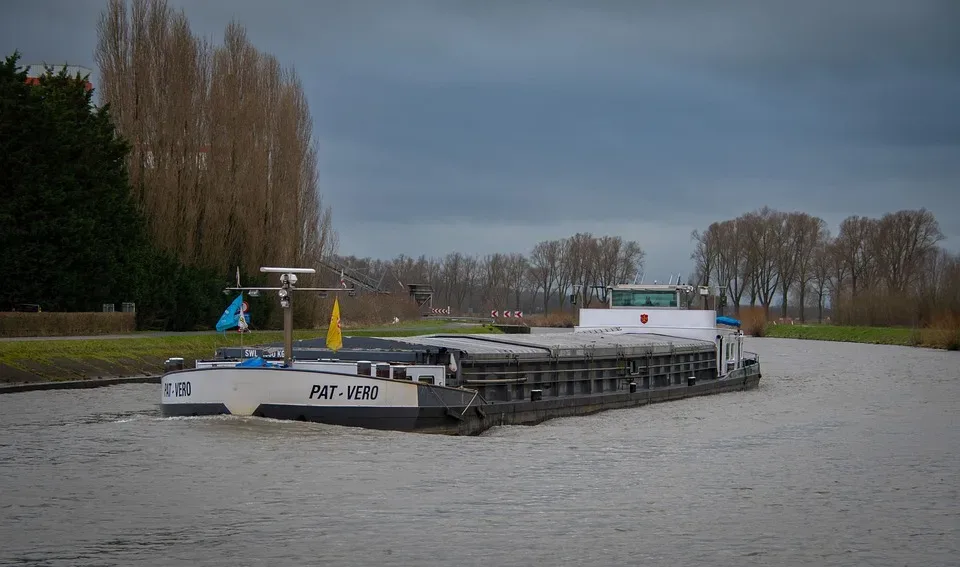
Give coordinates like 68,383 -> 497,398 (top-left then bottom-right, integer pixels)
162,367 -> 421,416
160,365 -> 484,432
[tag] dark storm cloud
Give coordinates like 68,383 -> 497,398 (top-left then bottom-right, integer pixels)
3,0 -> 959,273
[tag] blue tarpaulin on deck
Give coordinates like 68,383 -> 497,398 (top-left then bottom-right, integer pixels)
236,356 -> 275,367
716,316 -> 741,327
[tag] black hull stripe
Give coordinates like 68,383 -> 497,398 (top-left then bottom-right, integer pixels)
159,403 -> 450,432
161,403 -> 231,417
253,404 -> 440,431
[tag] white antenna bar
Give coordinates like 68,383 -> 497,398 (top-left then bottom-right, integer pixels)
260,267 -> 316,274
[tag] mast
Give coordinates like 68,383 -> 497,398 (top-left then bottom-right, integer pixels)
223,266 -> 355,367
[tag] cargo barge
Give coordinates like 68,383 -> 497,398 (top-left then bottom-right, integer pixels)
160,268 -> 761,435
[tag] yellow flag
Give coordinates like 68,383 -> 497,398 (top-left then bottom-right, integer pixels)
326,297 -> 343,352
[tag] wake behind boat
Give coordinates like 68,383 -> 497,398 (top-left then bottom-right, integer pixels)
160,267 -> 761,435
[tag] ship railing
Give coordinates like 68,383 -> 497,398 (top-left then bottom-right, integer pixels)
742,351 -> 760,367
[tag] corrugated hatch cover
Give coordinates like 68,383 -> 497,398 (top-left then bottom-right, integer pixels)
388,328 -> 714,360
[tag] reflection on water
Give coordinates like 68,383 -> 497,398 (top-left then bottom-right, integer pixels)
1,338 -> 957,566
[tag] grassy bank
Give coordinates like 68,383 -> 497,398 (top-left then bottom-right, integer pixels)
0,311 -> 137,337
762,323 -> 959,350
0,322 -> 499,383
764,324 -> 916,345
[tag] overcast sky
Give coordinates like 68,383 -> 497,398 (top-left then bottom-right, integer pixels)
4,0 -> 959,280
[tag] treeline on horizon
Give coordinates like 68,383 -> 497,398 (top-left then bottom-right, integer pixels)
334,233 -> 646,315
1,0 -> 335,330
691,207 -> 960,327
334,207 -> 960,329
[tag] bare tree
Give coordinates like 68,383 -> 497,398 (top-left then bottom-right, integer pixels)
614,240 -> 645,292
774,213 -> 799,317
479,253 -> 509,309
581,236 -> 602,307
835,215 -> 876,298
711,220 -> 748,313
505,253 -> 529,309
595,236 -> 644,304
828,239 -> 849,314
565,233 -> 594,306
529,240 -> 561,313
742,208 -> 781,317
390,255 -> 433,290
553,239 -> 572,310
691,227 -> 718,287
458,255 -> 479,310
810,236 -> 833,323
440,252 -> 464,308
791,213 -> 827,322
871,209 -> 943,294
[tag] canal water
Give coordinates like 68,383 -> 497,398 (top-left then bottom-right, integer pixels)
1,338 -> 957,566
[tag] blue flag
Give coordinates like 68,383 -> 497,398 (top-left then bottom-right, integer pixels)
216,293 -> 244,332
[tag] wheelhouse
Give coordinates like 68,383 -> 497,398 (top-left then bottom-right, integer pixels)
608,283 -> 710,309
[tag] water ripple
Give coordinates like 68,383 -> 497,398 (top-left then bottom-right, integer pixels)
0,339 -> 958,567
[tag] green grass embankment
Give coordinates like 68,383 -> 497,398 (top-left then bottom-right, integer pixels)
0,322 -> 500,383
763,323 -> 958,350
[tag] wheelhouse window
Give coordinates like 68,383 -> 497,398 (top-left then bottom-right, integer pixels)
611,289 -> 678,307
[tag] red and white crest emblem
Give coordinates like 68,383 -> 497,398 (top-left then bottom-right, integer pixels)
640,313 -> 649,324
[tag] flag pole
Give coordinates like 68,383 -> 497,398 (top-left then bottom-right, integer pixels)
237,268 -> 244,361
283,287 -> 294,366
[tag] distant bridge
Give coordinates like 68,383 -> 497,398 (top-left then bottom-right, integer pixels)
317,259 -> 439,311
317,258 -> 391,294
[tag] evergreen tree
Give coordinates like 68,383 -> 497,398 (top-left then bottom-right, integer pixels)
0,52 -> 224,329
0,52 -> 144,311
